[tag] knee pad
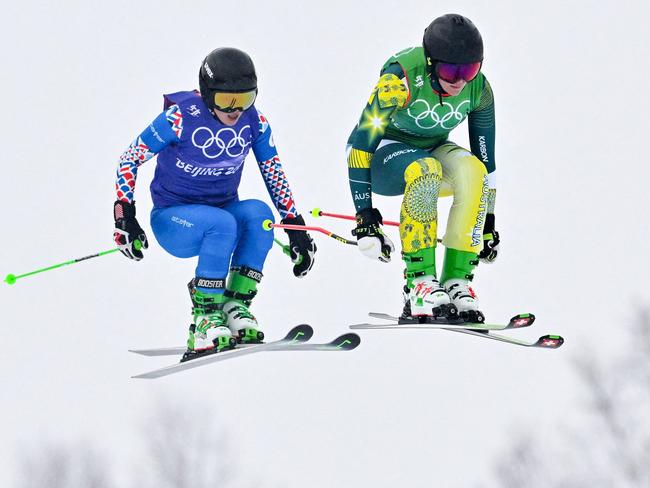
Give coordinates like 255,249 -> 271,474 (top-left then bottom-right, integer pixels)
402,157 -> 442,223
400,157 -> 442,253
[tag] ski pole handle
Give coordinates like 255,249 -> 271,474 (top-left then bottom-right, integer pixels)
262,220 -> 357,246
4,240 -> 142,286
310,207 -> 400,227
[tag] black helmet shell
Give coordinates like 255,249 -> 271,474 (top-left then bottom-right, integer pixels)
423,14 -> 483,64
199,47 -> 257,110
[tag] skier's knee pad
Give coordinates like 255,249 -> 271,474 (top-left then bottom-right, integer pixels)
403,157 -> 442,186
402,157 -> 442,223
400,157 -> 442,253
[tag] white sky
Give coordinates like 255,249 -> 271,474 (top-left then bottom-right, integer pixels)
1,0 -> 649,486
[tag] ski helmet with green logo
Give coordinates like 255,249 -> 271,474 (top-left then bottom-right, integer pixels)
199,47 -> 257,111
422,14 -> 483,81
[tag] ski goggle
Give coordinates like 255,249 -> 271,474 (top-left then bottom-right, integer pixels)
212,89 -> 257,113
435,62 -> 482,84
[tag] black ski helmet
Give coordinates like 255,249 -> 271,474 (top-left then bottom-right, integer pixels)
423,14 -> 483,66
199,47 -> 257,111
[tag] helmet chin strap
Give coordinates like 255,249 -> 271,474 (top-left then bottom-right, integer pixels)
430,76 -> 447,95
425,57 -> 450,97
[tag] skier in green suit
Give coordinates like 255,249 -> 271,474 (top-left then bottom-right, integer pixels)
347,14 -> 500,323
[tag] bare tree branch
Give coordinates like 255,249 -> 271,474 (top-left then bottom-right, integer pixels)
17,442 -> 112,488
489,306 -> 650,488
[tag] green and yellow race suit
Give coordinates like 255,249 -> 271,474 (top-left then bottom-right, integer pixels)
347,46 -> 496,258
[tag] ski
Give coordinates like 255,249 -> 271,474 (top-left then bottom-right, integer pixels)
447,329 -> 564,349
350,313 -> 564,349
131,325 -> 361,379
130,343 -> 257,357
350,312 -> 536,331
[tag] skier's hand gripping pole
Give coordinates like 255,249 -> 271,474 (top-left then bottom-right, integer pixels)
478,213 -> 500,263
3,241 -> 142,286
350,207 -> 395,263
114,200 -> 149,260
264,215 -> 317,278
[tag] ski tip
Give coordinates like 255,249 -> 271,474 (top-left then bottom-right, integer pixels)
368,312 -> 398,321
535,334 -> 564,349
128,348 -> 156,356
348,323 -> 368,330
131,372 -> 156,379
283,324 -> 314,343
509,313 -> 536,328
327,332 -> 361,351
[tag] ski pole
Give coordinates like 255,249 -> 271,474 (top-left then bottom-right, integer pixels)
310,207 -> 400,227
273,237 -> 292,257
4,241 -> 142,286
272,238 -> 304,265
310,208 -> 442,243
262,220 -> 357,246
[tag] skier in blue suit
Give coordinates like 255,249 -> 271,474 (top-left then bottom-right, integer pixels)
112,47 -> 316,359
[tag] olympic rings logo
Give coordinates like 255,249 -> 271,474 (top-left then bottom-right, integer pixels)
191,125 -> 252,159
407,99 -> 470,130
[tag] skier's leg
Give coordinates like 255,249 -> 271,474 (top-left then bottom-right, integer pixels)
371,142 -> 452,318
150,205 -> 238,353
433,143 -> 488,321
220,199 -> 274,342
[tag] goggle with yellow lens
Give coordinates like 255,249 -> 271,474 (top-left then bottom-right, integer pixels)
212,89 -> 257,113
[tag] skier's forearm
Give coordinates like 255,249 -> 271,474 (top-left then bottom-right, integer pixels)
115,137 -> 156,202
348,156 -> 372,211
251,114 -> 299,219
468,78 -> 497,212
256,155 -> 298,219
468,79 -> 496,174
115,106 -> 183,203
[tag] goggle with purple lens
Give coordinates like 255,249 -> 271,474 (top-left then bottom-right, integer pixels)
435,62 -> 482,84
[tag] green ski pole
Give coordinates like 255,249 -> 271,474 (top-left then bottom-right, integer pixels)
4,241 -> 142,286
272,237 -> 303,265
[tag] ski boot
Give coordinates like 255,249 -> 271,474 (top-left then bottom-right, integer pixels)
224,266 -> 265,344
401,248 -> 457,322
440,248 -> 485,324
182,281 -> 236,362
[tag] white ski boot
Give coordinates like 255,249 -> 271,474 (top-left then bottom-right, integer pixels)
191,311 -> 235,351
223,300 -> 264,343
404,275 -> 456,319
444,279 -> 484,323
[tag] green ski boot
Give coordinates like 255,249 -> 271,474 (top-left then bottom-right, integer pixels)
182,283 -> 236,362
223,266 -> 265,343
401,247 -> 455,320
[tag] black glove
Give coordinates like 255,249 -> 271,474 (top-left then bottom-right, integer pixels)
478,213 -> 500,263
113,200 -> 149,261
281,214 -> 316,277
351,207 -> 395,263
